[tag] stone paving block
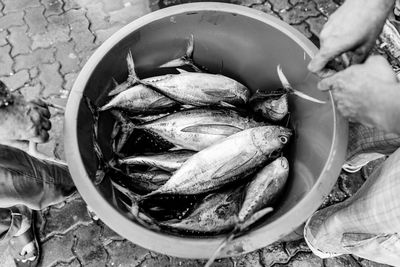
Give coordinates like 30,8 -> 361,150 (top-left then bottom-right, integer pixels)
40,230 -> 76,267
42,0 -> 64,16
324,255 -> 361,267
39,61 -> 64,97
233,251 -> 262,267
0,31 -> 8,46
140,253 -> 171,267
24,6 -> 48,35
63,0 -> 81,11
70,21 -> 96,53
55,42 -> 80,74
259,242 -> 290,266
73,225 -> 108,267
99,221 -> 125,243
0,11 -> 24,30
279,1 -> 320,25
62,8 -> 90,25
291,22 -> 312,38
319,179 -> 348,209
14,47 -> 55,71
86,2 -> 112,31
54,258 -> 81,267
31,24 -> 70,50
285,239 -> 311,257
19,83 -> 42,101
8,25 -> 31,56
268,0 -> 291,13
277,252 -> 323,266
29,67 -> 40,79
0,45 -> 13,76
339,171 -> 365,197
314,0 -> 339,17
251,2 -> 276,17
2,0 -> 40,14
63,72 -> 79,92
357,258 -> 391,267
1,69 -> 30,90
306,15 -> 327,37
109,1 -> 150,25
103,0 -> 125,12
106,240 -> 150,266
41,197 -> 92,239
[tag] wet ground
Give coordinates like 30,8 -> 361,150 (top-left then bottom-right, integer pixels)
0,0 -> 392,266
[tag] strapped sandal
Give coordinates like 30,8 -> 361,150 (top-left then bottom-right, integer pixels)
8,210 -> 40,267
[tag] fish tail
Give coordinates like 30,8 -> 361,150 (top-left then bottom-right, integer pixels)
276,65 -> 326,104
140,189 -> 161,200
126,50 -> 139,81
204,228 -> 238,267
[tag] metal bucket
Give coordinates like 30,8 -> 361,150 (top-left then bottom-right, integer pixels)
65,2 -> 348,259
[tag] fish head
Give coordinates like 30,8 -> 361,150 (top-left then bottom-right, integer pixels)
254,94 -> 288,122
251,126 -> 292,154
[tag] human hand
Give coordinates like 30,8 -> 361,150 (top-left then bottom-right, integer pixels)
308,0 -> 394,76
0,97 -> 52,143
318,56 -> 400,134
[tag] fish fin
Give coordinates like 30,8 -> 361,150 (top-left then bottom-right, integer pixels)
159,58 -> 187,68
148,97 -> 176,108
276,65 -> 325,104
212,152 -> 257,180
176,68 -> 189,74
181,104 -> 195,109
126,50 -> 138,80
238,207 -> 274,231
181,124 -> 241,136
202,89 -> 236,99
186,34 -> 194,58
219,101 -> 237,108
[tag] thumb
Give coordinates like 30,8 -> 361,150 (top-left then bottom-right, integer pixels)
317,74 -> 341,91
308,49 -> 337,74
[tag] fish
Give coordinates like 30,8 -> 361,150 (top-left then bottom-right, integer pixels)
110,51 -> 250,107
133,107 -> 269,151
238,156 -> 289,222
205,157 -> 289,267
143,126 -> 292,197
119,150 -> 195,172
160,187 -> 243,234
250,90 -> 289,122
110,110 -> 136,153
100,83 -> 179,114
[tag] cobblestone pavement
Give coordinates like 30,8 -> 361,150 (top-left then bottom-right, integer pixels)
0,0 -> 393,266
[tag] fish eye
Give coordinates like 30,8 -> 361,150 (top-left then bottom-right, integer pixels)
279,135 -> 288,144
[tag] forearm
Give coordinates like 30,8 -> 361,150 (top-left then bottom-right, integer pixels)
0,96 -> 28,141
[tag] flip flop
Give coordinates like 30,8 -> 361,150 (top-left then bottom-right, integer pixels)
8,211 -> 40,267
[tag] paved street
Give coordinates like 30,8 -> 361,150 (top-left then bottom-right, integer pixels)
0,0 -> 392,266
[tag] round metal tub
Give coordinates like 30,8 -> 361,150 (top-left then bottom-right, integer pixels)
65,2 -> 348,259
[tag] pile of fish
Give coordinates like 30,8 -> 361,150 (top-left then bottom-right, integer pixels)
88,35 -> 323,263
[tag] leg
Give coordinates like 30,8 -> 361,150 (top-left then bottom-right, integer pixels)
0,144 -> 75,210
305,147 -> 400,265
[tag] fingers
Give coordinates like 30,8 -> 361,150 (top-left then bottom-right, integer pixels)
308,49 -> 338,75
317,72 -> 344,91
26,100 -> 52,143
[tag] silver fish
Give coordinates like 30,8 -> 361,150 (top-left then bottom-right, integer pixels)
238,156 -> 289,222
134,108 -> 269,151
144,126 -> 292,197
161,187 -> 243,233
119,150 -> 195,172
100,83 -> 179,113
110,51 -> 250,107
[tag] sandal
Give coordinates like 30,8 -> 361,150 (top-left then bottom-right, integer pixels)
8,209 -> 40,267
